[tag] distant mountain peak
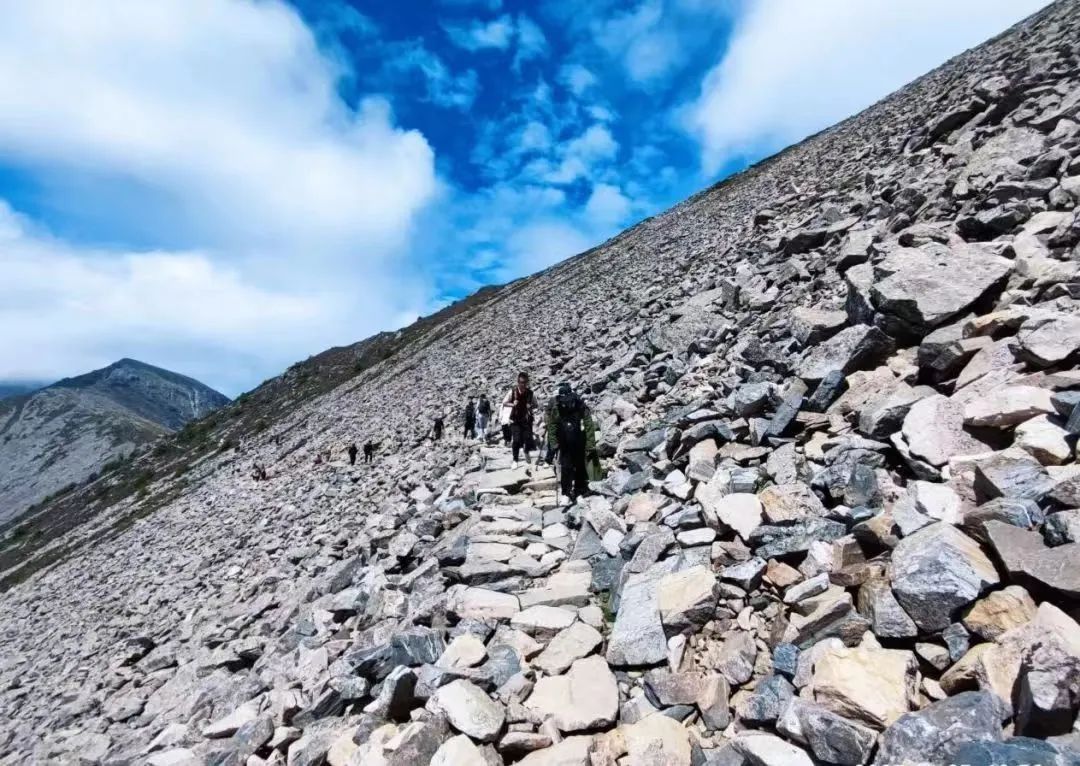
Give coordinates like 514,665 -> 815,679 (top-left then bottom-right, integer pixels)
0,359 -> 228,524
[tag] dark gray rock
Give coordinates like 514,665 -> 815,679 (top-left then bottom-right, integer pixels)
737,674 -> 793,725
974,452 -> 1054,503
807,370 -> 846,412
874,692 -> 1007,766
950,737 -> 1080,766
749,519 -> 847,559
779,699 -> 877,766
795,325 -> 895,382
984,521 -> 1080,598
889,523 -> 1000,632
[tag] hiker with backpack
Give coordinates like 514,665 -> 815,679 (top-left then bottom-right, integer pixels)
545,382 -> 598,503
464,397 -> 477,440
347,442 -> 358,466
476,394 -> 492,440
432,415 -> 445,442
363,441 -> 375,463
502,372 -> 536,466
499,399 -> 512,446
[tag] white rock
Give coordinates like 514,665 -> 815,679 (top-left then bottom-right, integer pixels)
448,587 -> 520,621
534,621 -> 604,675
430,734 -> 484,765
515,736 -> 596,766
511,605 -> 578,636
733,733 -> 814,766
438,634 -> 487,669
621,713 -> 692,765
525,656 -> 618,732
1015,414 -> 1072,465
657,565 -> 718,629
964,385 -> 1055,427
432,679 -> 505,742
706,492 -> 763,541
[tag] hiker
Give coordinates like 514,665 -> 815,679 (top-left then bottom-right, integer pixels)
499,400 -> 513,446
251,462 -> 267,481
476,394 -> 492,440
545,382 -> 598,503
363,441 -> 374,463
503,372 -> 536,465
464,397 -> 477,440
432,415 -> 445,442
347,442 -> 358,466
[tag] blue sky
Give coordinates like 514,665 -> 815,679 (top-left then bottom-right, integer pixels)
0,0 -> 1049,395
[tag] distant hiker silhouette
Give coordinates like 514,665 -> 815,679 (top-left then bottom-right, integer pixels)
464,397 -> 476,440
432,415 -> 445,442
363,441 -> 375,463
347,442 -> 358,466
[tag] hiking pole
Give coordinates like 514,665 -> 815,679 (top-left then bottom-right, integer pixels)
553,452 -> 560,507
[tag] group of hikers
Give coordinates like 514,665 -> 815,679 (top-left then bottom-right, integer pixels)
346,441 -> 376,465
433,372 -> 601,503
256,372 -> 601,504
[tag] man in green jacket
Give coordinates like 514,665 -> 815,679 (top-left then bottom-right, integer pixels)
546,382 -> 598,502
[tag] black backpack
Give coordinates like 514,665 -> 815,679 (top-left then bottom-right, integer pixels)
478,398 -> 491,416
555,391 -> 585,448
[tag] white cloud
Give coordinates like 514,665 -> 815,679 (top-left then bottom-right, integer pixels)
0,0 -> 436,255
439,0 -> 502,8
505,221 -> 596,276
560,64 -> 598,96
542,124 -> 620,184
585,183 -> 633,228
445,14 -> 516,51
0,0 -> 439,392
385,42 -> 480,110
445,13 -> 548,70
587,105 -> 616,122
515,15 -> 549,67
688,0 -> 1052,173
594,0 -> 684,85
518,121 -> 553,153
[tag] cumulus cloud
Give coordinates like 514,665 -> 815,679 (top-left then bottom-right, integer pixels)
594,0 -> 685,86
445,14 -> 516,51
585,183 -> 633,228
539,124 -> 620,184
0,0 -> 438,392
687,0 -> 1052,172
384,42 -> 481,110
560,64 -> 598,96
514,15 -> 549,68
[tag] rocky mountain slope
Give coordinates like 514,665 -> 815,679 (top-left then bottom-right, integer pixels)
3,1 -> 1080,764
0,358 -> 228,524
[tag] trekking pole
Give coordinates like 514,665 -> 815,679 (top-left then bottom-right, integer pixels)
553,451 -> 560,507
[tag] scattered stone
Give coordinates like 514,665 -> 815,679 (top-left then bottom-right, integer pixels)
657,565 -> 718,630
962,585 -> 1038,640
796,325 -> 895,381
984,521 -> 1080,598
874,691 -> 1007,766
525,656 -> 618,733
533,622 -> 603,676
890,523 -> 1000,631
433,680 -> 506,742
810,643 -> 918,729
